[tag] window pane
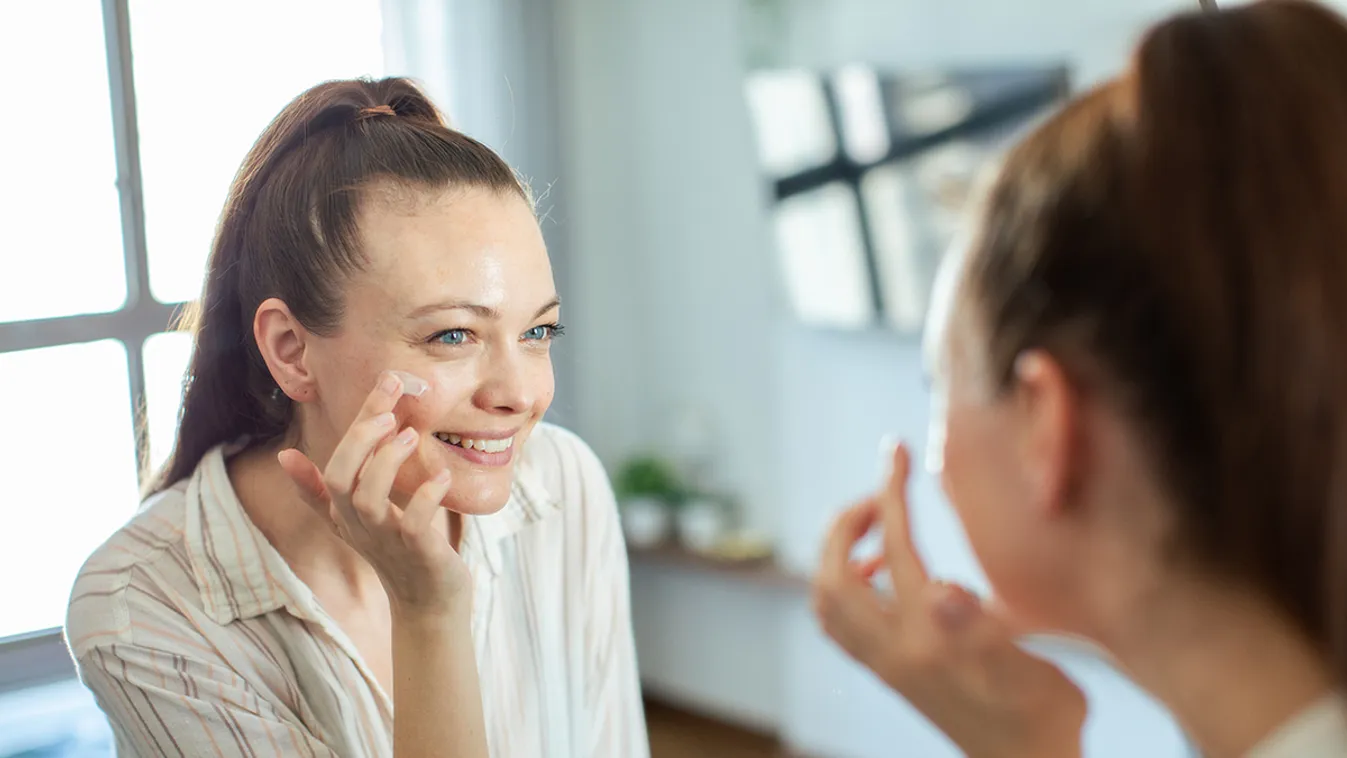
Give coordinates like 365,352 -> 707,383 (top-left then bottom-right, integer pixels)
834,65 -> 890,164
0,5 -> 127,322
745,70 -> 838,178
861,165 -> 928,332
0,341 -> 138,639
772,183 -> 875,329
130,0 -> 386,305
143,332 -> 193,476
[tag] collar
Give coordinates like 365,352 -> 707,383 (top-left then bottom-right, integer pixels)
460,450 -> 563,579
185,444 -> 311,626
184,442 -> 562,626
1248,693 -> 1347,758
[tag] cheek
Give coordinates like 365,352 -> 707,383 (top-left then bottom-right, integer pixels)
386,355 -> 556,514
940,404 -> 1047,621
532,362 -> 556,415
311,343 -> 394,431
939,405 -> 988,530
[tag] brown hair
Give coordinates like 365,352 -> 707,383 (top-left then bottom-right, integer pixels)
150,77 -> 525,494
965,0 -> 1347,681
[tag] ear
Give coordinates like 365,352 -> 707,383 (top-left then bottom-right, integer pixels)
254,298 -> 317,403
1010,349 -> 1080,518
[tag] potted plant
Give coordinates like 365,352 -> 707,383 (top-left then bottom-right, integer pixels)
612,456 -> 684,547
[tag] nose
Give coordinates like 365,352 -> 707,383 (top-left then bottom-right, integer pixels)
473,347 -> 535,415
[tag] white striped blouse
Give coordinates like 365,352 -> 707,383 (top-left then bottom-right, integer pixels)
65,422 -> 650,757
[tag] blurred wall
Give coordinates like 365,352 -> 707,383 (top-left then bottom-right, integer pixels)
550,0 -> 1213,755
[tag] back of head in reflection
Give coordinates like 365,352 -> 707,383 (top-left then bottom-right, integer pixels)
926,0 -> 1347,754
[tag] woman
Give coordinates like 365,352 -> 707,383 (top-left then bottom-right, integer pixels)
813,1 -> 1347,756
65,78 -> 649,757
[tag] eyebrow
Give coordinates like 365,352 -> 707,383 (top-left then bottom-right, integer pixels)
406,296 -> 562,321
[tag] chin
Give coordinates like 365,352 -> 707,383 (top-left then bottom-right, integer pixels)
392,466 -> 515,515
437,464 -> 517,515
440,483 -> 514,515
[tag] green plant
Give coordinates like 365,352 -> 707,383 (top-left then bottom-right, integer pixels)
612,456 -> 685,505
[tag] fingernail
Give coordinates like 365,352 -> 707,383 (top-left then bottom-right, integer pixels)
379,372 -> 401,395
374,412 -> 396,427
396,427 -> 418,445
390,371 -> 429,397
432,469 -> 451,484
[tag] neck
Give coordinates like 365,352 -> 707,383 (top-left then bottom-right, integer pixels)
1097,578 -> 1333,758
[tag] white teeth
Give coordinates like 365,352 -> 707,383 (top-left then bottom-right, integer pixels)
434,433 -> 513,453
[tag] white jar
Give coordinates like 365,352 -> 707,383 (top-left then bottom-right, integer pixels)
619,496 -> 671,547
676,498 -> 727,553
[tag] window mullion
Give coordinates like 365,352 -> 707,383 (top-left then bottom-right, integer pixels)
103,0 -> 154,480
102,0 -> 150,308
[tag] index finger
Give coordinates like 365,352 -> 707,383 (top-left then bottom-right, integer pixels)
356,371 -> 407,424
326,372 -> 407,485
878,441 -> 930,594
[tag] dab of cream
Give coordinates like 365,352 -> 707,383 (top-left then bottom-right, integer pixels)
390,370 -> 430,397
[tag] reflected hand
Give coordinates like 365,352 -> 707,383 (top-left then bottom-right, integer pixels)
812,443 -> 1086,758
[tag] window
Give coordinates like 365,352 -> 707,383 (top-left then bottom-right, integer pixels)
745,65 -> 1070,332
0,0 -> 383,653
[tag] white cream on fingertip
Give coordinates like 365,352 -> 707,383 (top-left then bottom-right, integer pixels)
390,370 -> 430,397
878,434 -> 900,479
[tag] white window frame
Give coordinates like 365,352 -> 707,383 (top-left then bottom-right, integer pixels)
0,0 -> 182,692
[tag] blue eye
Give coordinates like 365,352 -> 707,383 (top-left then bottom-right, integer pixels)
435,329 -> 468,345
524,323 -> 565,341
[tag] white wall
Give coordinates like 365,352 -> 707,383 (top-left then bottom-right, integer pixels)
552,0 -> 1198,755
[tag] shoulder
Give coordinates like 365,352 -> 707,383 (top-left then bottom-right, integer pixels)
519,421 -> 612,502
65,482 -> 200,658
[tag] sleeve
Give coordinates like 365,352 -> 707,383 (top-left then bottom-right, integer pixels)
571,436 -> 652,758
76,643 -> 342,758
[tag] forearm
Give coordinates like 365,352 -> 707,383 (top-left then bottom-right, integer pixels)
391,610 -> 488,758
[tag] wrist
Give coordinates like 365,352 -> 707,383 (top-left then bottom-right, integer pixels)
390,602 -> 471,633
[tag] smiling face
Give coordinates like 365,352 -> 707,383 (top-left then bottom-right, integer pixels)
284,183 -> 558,515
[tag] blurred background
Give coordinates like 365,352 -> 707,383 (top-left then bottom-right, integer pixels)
0,0 -> 1283,756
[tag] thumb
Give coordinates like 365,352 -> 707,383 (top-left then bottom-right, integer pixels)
928,582 -> 1014,653
277,449 -> 332,520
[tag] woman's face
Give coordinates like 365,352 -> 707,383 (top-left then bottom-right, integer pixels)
303,184 -> 557,515
924,248 -> 1079,632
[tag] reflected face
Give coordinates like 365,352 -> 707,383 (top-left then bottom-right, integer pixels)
305,185 -> 558,515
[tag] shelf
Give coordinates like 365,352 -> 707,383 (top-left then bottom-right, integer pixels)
626,542 -> 810,591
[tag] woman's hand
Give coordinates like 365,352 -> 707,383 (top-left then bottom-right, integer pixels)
813,443 -> 1087,758
277,371 -> 470,620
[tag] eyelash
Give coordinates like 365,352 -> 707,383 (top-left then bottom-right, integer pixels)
426,322 -> 567,347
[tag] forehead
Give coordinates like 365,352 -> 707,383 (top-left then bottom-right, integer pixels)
352,183 -> 551,302
924,232 -> 972,377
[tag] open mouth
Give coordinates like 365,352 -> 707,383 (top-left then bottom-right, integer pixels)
431,432 -> 515,454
